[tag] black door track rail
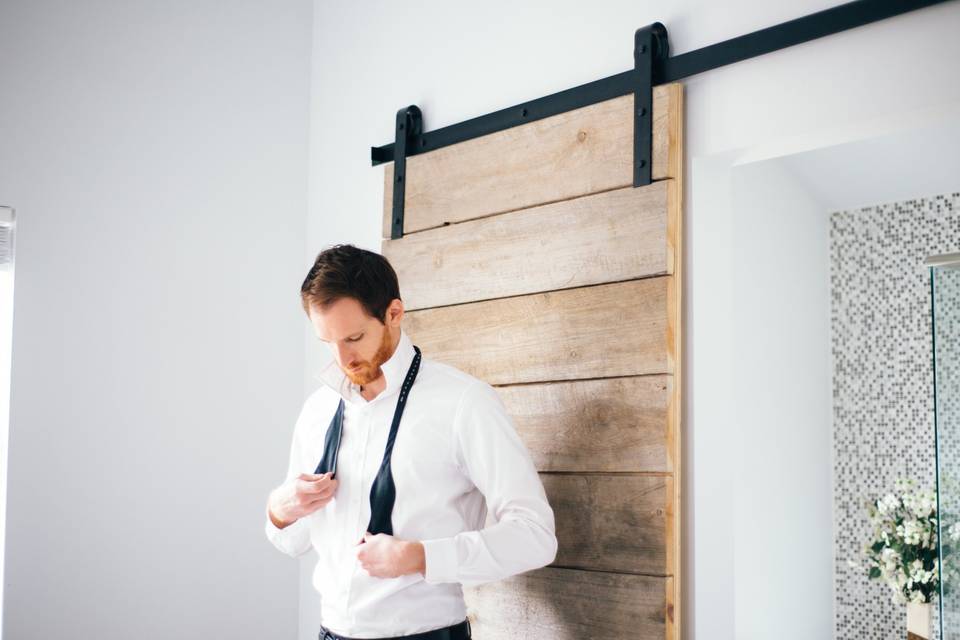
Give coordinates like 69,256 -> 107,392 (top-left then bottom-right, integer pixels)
374,0 -> 953,239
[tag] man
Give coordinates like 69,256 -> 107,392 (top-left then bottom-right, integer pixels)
265,243 -> 558,640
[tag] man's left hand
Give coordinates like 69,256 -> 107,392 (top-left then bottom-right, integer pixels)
355,532 -> 426,579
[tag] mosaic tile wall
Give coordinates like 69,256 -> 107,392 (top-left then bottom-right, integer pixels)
832,191 -> 960,639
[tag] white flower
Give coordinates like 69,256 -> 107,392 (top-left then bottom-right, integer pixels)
900,520 -> 924,545
878,493 -> 901,515
903,489 -> 936,519
906,559 -> 936,588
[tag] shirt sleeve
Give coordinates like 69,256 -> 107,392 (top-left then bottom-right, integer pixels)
419,380 -> 558,587
264,400 -> 314,559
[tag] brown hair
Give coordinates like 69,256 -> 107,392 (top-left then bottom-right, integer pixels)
300,244 -> 401,323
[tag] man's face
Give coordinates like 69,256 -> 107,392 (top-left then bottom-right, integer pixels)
308,296 -> 402,386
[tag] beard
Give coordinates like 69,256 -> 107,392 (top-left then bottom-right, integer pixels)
343,327 -> 395,387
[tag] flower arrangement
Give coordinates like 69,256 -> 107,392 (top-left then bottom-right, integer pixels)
849,477 -> 960,605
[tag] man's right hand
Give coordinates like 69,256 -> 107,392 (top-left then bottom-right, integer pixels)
268,472 -> 339,529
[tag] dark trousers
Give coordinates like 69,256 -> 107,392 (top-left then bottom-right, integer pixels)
319,618 -> 471,640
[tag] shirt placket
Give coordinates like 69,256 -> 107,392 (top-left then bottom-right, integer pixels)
355,404 -> 372,542
344,399 -> 373,611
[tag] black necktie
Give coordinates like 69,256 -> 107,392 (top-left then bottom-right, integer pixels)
314,345 -> 422,537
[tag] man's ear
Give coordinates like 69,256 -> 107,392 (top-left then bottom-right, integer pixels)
387,298 -> 404,327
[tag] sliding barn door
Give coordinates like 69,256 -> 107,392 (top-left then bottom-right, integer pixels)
381,83 -> 684,640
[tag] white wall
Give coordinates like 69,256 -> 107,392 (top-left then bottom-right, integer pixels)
731,159 -> 832,639
0,2 -> 313,638
0,207 -> 16,636
308,1 -> 960,638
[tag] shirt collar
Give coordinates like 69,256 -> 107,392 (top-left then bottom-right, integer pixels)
314,328 -> 416,405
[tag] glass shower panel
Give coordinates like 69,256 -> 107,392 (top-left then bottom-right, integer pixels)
932,253 -> 960,640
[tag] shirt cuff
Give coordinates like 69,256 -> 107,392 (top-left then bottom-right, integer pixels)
421,537 -> 459,584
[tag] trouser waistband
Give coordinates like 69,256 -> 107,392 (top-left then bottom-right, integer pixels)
319,618 -> 471,640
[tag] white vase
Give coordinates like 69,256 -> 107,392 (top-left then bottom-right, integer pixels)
907,601 -> 932,640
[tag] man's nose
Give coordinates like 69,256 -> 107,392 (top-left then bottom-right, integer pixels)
335,343 -> 355,365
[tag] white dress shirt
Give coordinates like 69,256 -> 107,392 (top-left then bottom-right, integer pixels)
265,328 -> 558,638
